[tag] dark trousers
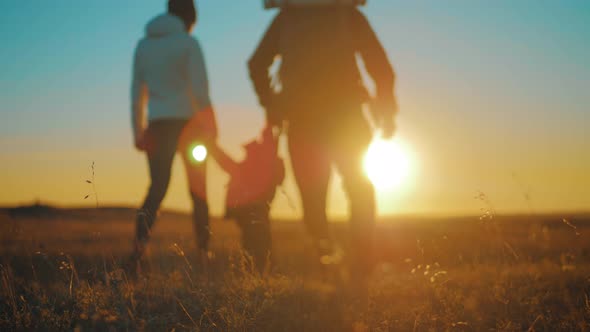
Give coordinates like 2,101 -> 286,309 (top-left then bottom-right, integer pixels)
135,119 -> 210,256
229,203 -> 273,273
287,104 -> 376,268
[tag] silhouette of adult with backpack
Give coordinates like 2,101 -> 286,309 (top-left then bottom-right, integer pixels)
249,0 -> 397,275
129,0 -> 217,272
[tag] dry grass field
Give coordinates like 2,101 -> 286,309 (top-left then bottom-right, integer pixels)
1,206 -> 590,331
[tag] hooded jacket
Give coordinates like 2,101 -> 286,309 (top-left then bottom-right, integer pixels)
131,14 -> 211,142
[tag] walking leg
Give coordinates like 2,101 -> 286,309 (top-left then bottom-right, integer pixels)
332,116 -> 376,276
181,147 -> 211,254
133,122 -> 180,260
288,131 -> 334,259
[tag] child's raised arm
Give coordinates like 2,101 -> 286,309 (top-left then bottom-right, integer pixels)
208,143 -> 240,176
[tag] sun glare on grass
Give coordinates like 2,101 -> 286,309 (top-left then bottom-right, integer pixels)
191,144 -> 208,162
364,137 -> 412,192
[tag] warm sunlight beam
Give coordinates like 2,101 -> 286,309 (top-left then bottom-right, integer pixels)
364,136 -> 412,192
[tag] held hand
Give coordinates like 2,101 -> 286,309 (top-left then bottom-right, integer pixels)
134,133 -> 148,152
199,130 -> 217,150
197,106 -> 218,141
372,96 -> 398,139
380,116 -> 396,139
187,107 -> 218,139
179,107 -> 218,151
266,108 -> 283,128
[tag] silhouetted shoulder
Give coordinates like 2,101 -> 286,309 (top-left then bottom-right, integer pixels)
265,10 -> 285,35
135,38 -> 148,53
350,8 -> 371,27
272,10 -> 286,22
184,35 -> 198,50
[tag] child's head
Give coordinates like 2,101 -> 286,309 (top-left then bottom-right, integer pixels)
168,0 -> 197,31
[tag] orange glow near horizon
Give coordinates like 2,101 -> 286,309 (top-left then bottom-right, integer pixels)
1,100 -> 590,220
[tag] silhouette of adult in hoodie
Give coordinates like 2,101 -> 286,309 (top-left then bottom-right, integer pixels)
249,4 -> 397,272
130,0 -> 216,264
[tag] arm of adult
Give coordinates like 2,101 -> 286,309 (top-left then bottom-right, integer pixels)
248,13 -> 283,126
188,38 -> 218,138
353,9 -> 398,138
131,42 -> 148,151
177,37 -> 219,153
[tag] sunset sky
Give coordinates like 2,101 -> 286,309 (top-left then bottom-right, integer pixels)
1,1 -> 588,219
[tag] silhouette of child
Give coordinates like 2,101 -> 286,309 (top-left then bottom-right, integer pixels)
208,126 -> 285,273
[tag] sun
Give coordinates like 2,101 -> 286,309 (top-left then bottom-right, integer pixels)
363,137 -> 412,191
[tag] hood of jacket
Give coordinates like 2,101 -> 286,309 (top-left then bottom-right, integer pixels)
145,14 -> 185,38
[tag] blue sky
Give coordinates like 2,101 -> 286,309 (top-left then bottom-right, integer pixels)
1,1 -> 589,216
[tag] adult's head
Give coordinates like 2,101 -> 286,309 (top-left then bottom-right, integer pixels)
168,0 -> 197,31
264,0 -> 366,9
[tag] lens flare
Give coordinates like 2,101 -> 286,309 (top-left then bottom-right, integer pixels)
191,144 -> 208,162
364,137 -> 411,191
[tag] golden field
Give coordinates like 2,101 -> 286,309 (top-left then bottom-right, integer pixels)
1,206 -> 589,331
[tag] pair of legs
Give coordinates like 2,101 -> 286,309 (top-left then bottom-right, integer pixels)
231,203 -> 273,273
287,105 -> 376,271
133,119 -> 210,260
